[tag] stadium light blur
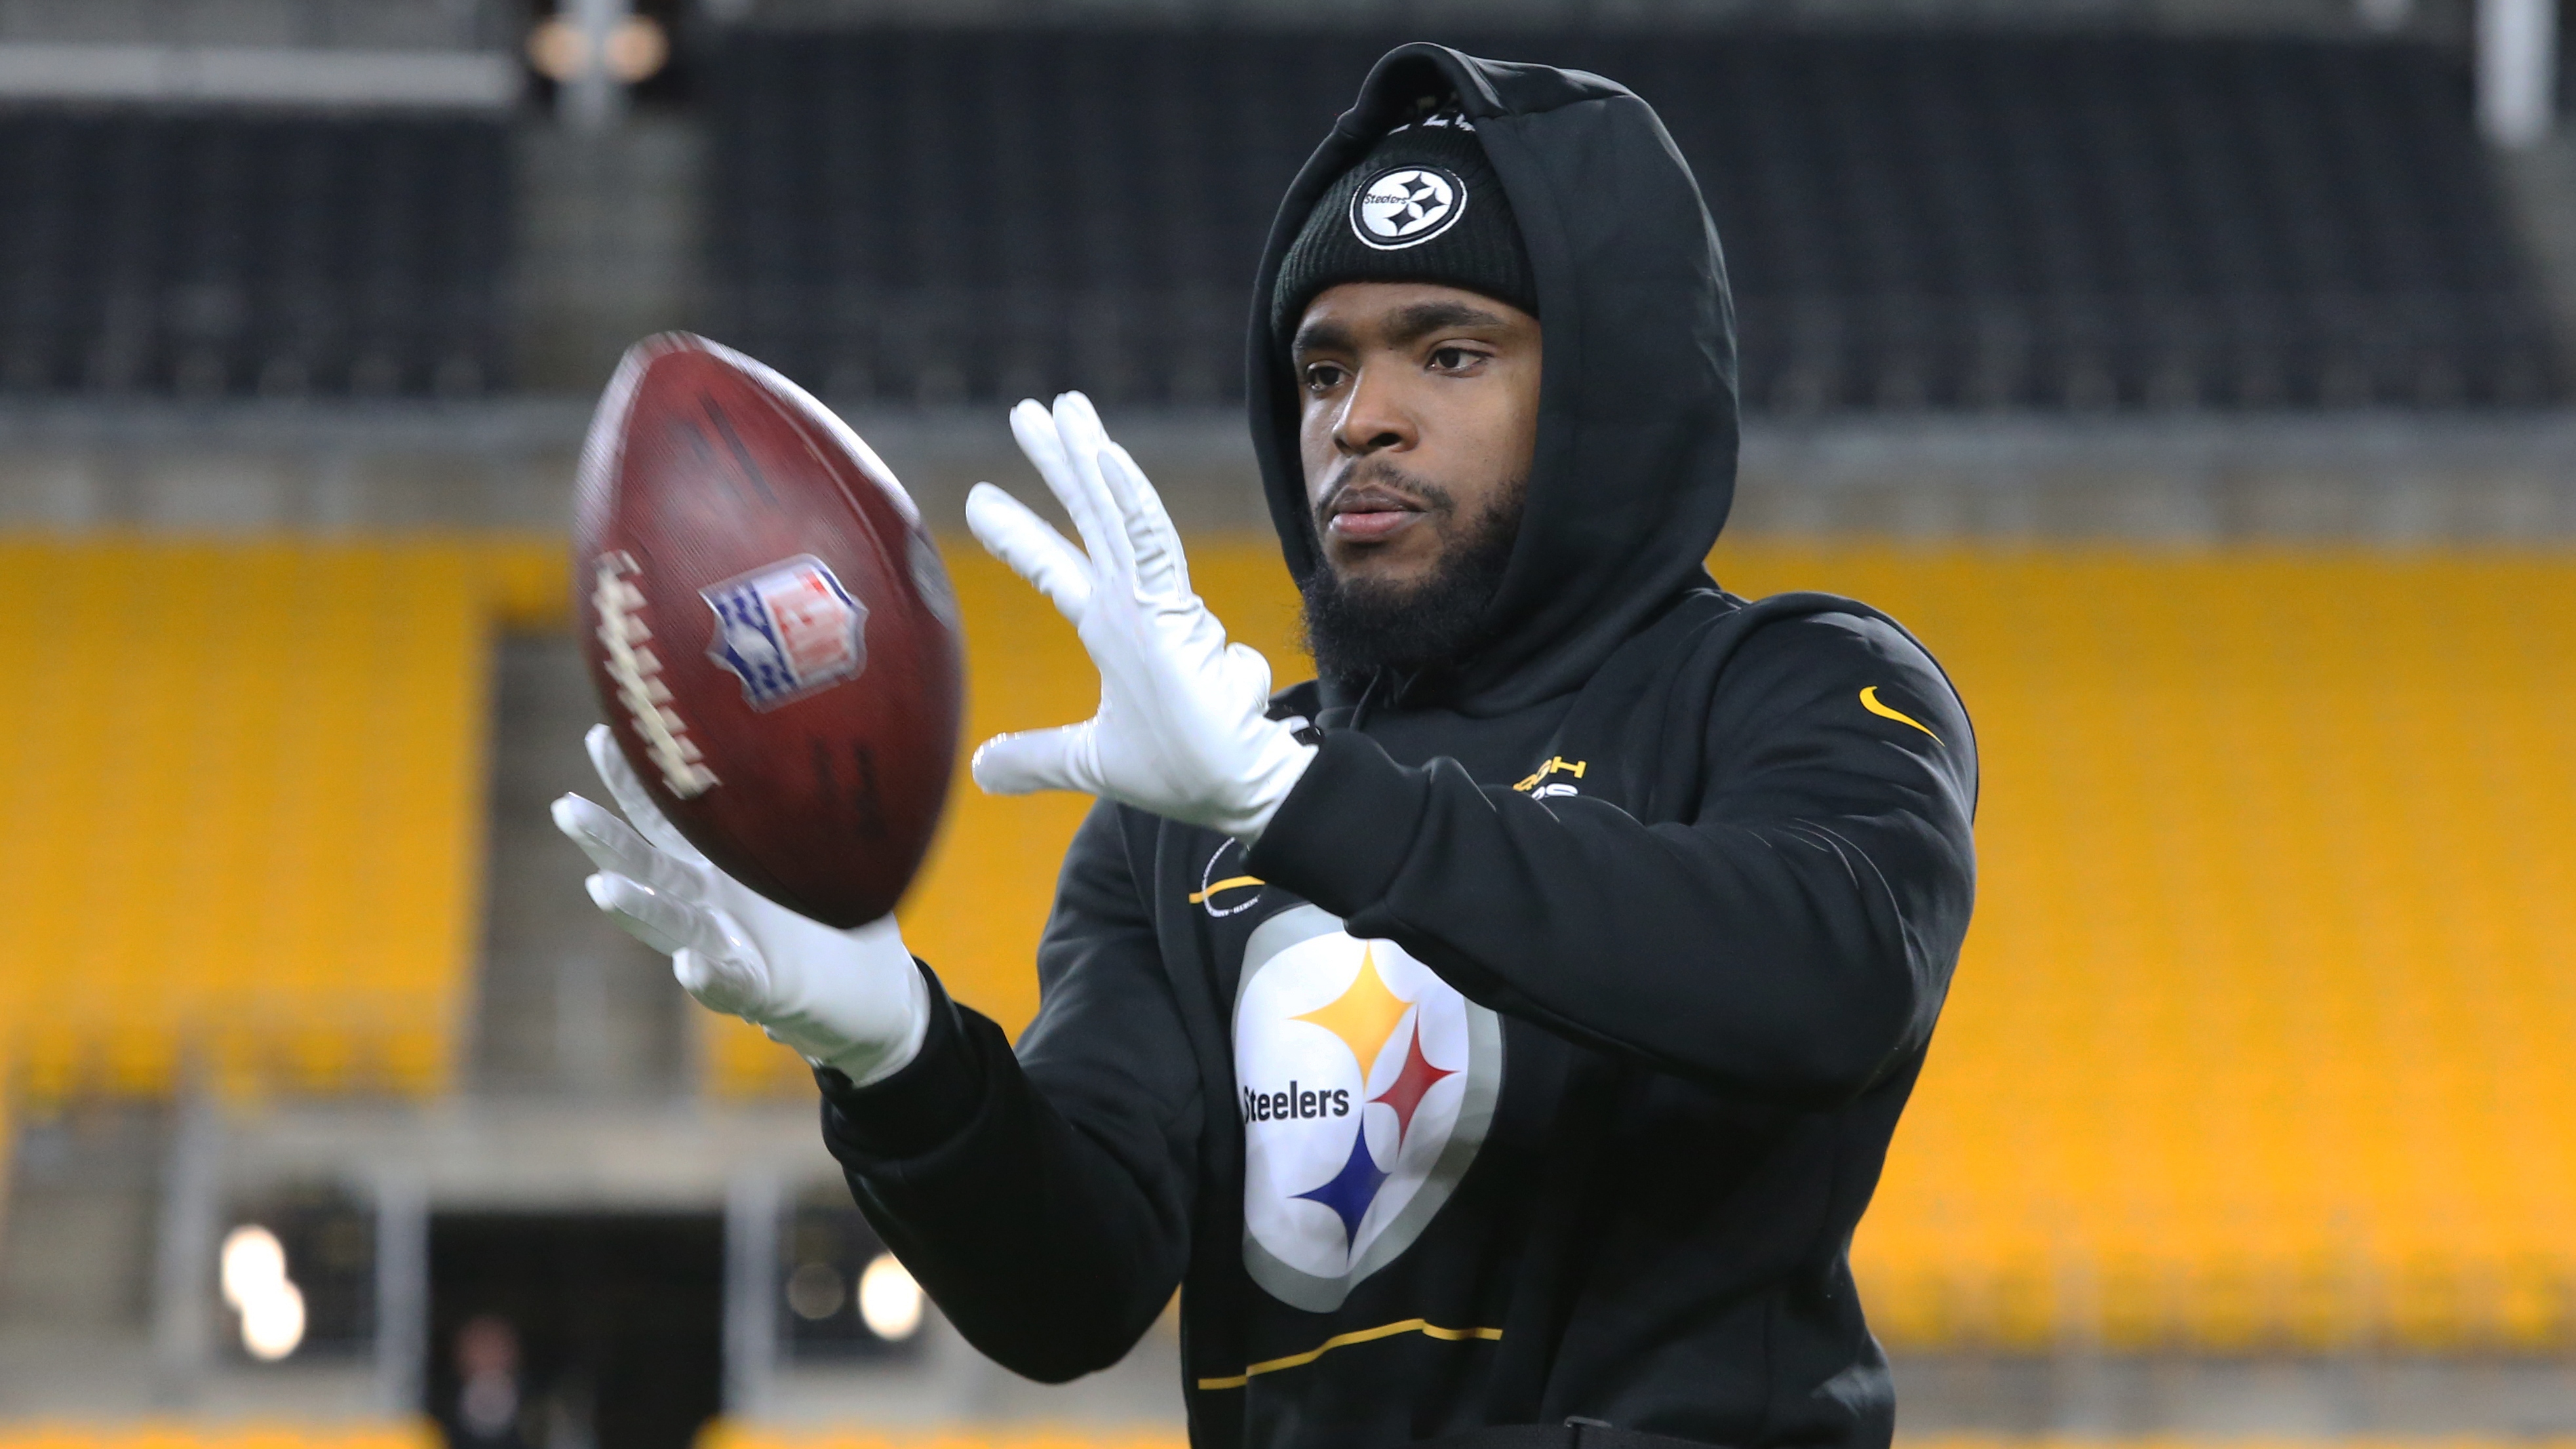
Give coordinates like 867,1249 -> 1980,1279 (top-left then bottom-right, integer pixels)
526,14 -> 667,85
240,1281 -> 307,1361
857,1253 -> 923,1341
218,1225 -> 284,1307
218,1224 -> 307,1361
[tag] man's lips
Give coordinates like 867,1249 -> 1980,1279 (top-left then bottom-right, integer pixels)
1329,508 -> 1421,542
1323,488 -> 1424,544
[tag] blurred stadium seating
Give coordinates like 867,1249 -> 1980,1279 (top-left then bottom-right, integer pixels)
0,537 -> 556,1102
705,28 -> 2560,410
0,21 -> 2543,411
0,113 -> 511,399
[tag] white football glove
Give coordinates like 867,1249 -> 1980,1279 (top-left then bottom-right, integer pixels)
552,724 -> 929,1084
966,392 -> 1316,843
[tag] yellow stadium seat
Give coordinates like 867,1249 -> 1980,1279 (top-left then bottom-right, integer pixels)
0,539 -> 499,1102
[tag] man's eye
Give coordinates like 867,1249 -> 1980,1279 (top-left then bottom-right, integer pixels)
1304,364 -> 1346,391
1431,347 -> 1473,370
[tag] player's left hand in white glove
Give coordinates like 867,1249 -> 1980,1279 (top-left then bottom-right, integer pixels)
553,724 -> 930,1085
965,391 -> 1316,843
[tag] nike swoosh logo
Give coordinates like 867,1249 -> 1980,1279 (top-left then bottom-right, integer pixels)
1860,686 -> 1942,744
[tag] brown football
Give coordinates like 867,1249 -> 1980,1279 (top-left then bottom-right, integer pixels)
573,333 -> 966,928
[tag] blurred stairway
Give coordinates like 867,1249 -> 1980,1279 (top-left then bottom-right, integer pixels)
0,1107 -> 165,1414
469,634 -> 692,1098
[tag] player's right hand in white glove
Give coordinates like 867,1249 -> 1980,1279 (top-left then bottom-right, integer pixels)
552,724 -> 930,1085
965,393 -> 1314,843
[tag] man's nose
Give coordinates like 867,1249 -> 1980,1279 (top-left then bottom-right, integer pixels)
1334,367 -> 1416,455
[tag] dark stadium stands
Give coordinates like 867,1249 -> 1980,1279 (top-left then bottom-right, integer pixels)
705,28 -> 2562,410
0,111 -> 511,399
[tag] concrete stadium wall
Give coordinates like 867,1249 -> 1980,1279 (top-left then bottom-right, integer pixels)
4,403 -> 2575,545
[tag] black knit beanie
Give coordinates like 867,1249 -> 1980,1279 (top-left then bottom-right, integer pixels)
1270,111 -> 1538,340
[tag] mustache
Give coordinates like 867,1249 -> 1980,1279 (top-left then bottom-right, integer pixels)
1309,461 -> 1460,534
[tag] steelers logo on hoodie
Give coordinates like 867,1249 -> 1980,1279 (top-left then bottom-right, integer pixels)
1232,904 -> 1504,1312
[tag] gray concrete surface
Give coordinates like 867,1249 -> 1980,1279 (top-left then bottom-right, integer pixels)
6,400 -> 2576,544
1893,1353 -> 2576,1436
0,0 -> 511,49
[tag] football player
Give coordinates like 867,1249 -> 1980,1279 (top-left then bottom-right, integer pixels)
557,43 -> 1976,1449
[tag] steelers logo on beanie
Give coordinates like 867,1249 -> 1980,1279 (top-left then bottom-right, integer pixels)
1271,111 -> 1538,339
1354,166 -> 1467,248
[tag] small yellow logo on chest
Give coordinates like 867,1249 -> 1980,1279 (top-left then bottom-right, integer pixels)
1513,756 -> 1588,793
1860,685 -> 1942,744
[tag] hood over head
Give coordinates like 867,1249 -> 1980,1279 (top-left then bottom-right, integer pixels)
1247,43 -> 1740,717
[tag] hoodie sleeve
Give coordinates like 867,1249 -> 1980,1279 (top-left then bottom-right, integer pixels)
815,800 -> 1200,1382
1245,611 -> 1977,1105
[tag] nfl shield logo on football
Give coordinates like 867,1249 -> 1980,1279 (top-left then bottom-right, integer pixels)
702,554 -> 869,711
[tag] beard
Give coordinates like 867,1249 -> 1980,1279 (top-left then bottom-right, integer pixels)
1299,463 -> 1526,694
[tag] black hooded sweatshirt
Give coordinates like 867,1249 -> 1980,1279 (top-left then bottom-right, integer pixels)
816,45 -> 1978,1449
